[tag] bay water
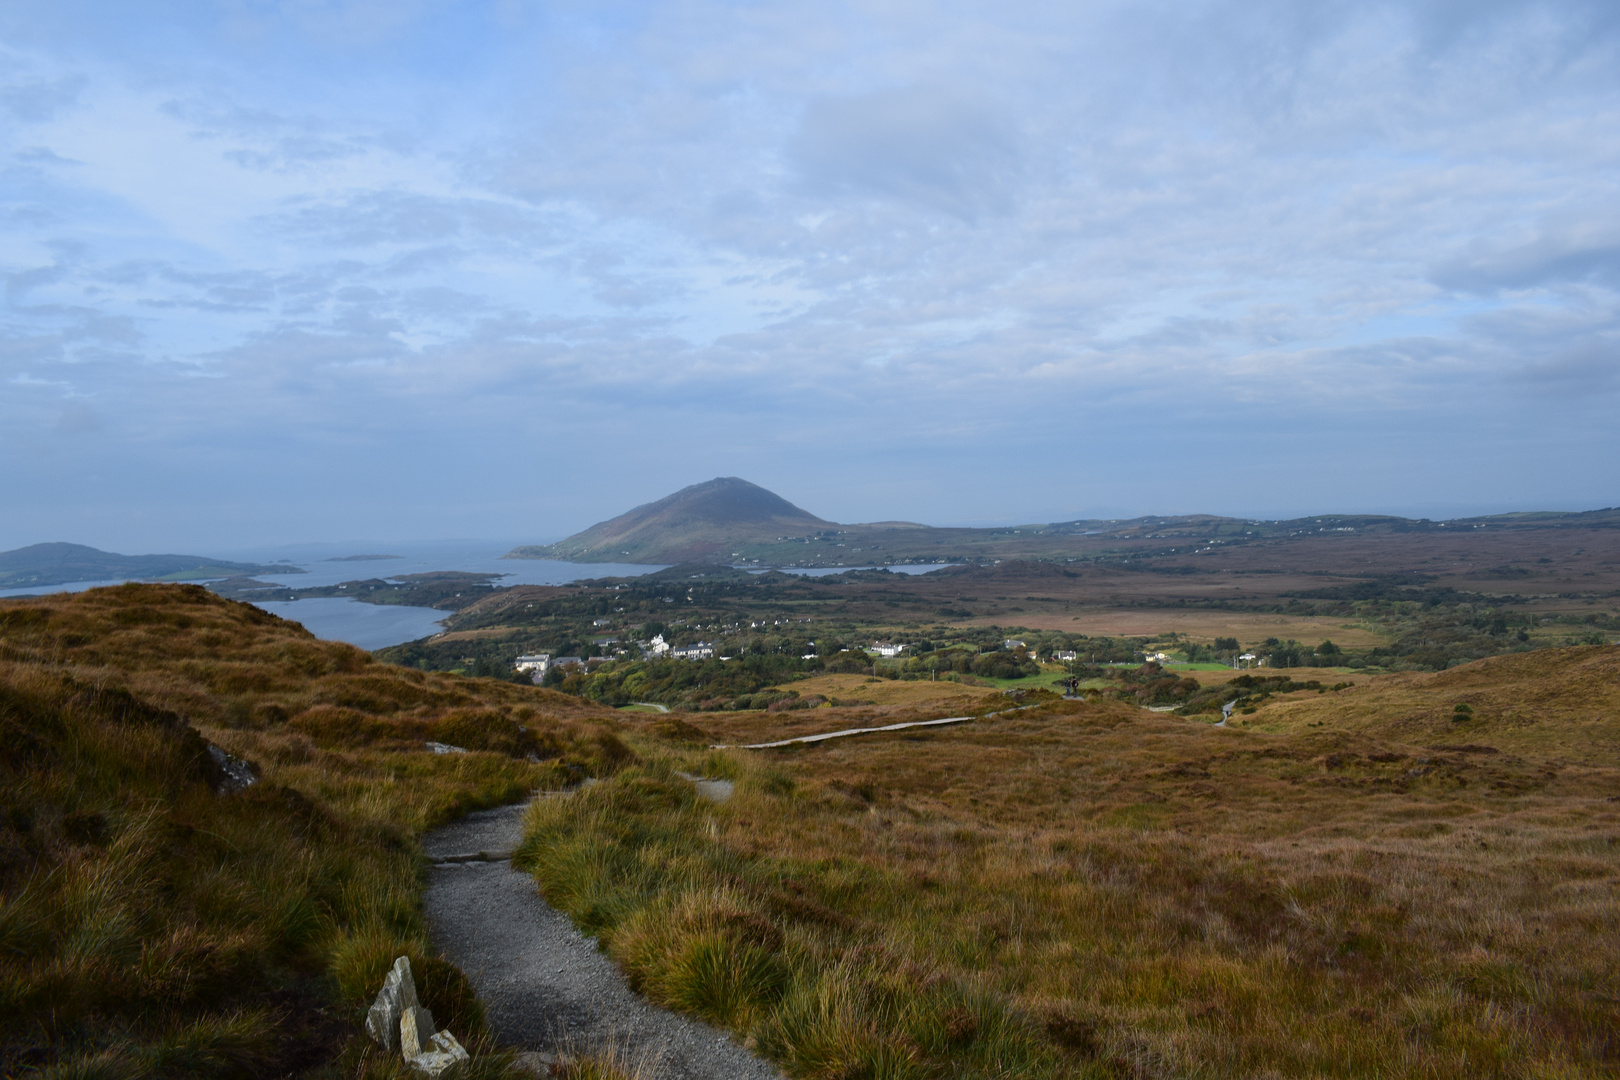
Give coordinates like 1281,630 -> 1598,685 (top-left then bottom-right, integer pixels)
3,538 -> 953,651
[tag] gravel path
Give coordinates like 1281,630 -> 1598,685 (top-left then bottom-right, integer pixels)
423,799 -> 784,1080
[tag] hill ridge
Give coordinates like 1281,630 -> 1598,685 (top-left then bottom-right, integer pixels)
0,541 -> 304,589
507,481 -> 1620,568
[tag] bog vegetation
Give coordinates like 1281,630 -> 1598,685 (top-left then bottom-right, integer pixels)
0,584 -> 633,1079
518,645 -> 1620,1079
5,582 -> 1618,1080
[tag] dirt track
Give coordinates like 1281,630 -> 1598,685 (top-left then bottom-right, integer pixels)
423,799 -> 783,1080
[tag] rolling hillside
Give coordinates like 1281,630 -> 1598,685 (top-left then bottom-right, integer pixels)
0,541 -> 303,589
507,479 -> 1620,569
0,583 -> 622,1077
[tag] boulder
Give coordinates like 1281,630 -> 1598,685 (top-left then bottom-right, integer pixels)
409,1031 -> 471,1078
205,743 -> 259,794
426,741 -> 469,754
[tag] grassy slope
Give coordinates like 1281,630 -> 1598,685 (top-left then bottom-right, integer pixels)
519,647 -> 1620,1079
0,584 -> 633,1079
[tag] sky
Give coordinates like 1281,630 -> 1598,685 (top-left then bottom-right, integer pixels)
2,0 -> 1617,551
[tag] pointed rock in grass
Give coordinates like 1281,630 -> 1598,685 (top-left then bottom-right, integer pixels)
365,956 -> 422,1052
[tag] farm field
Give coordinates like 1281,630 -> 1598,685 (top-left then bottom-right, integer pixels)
1009,609 -> 1388,646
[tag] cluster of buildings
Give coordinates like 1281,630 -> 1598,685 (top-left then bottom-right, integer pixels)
515,634 -> 1180,679
514,653 -> 583,678
644,633 -> 713,659
516,634 -> 718,680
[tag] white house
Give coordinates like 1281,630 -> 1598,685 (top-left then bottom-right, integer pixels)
1145,651 -> 1174,664
647,634 -> 670,657
870,642 -> 907,658
1004,638 -> 1026,651
1053,650 -> 1078,663
526,656 -> 583,682
592,617 -> 612,627
672,642 -> 714,660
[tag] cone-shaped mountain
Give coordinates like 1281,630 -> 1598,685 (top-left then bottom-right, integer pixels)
511,478 -> 833,564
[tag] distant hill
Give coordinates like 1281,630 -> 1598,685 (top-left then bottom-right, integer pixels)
0,542 -> 304,589
510,477 -> 833,564
508,479 -> 1620,568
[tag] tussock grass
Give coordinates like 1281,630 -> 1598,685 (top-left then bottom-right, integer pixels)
0,584 -> 632,1077
518,646 -> 1620,1079
516,761 -> 1079,1079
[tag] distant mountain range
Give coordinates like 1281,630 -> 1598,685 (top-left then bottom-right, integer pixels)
507,477 -> 1620,567
0,542 -> 304,589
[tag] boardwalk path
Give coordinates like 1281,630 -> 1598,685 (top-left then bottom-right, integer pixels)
423,800 -> 782,1080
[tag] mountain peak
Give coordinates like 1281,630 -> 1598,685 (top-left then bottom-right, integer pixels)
606,478 -> 827,534
512,478 -> 830,564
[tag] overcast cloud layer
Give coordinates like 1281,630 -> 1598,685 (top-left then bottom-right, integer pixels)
2,0 -> 1617,550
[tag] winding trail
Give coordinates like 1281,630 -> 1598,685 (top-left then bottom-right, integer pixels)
423,800 -> 782,1080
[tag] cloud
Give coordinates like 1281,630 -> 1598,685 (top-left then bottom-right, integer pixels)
3,0 -> 1620,547
1511,338 -> 1619,390
1433,225 -> 1620,292
792,84 -> 1021,220
0,73 -> 86,122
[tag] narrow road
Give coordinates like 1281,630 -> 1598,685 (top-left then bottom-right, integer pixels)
423,799 -> 783,1080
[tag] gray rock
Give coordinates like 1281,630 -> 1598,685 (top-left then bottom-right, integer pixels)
206,743 -> 258,794
401,1003 -> 437,1058
365,956 -> 422,1052
367,955 -> 469,1076
409,1031 -> 471,1078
